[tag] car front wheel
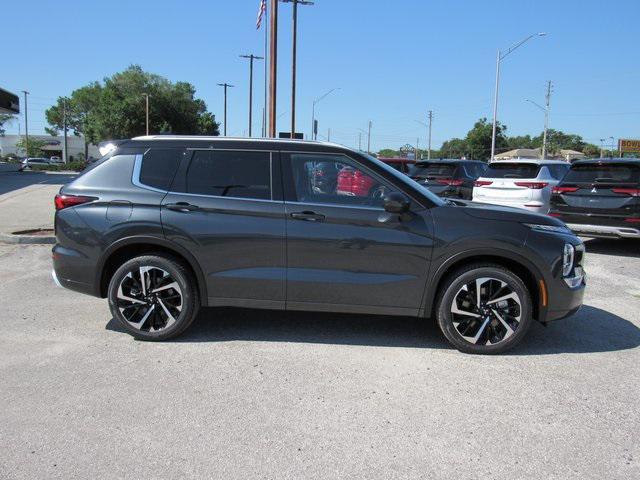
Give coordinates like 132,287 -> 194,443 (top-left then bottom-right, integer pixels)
107,254 -> 200,341
435,264 -> 533,354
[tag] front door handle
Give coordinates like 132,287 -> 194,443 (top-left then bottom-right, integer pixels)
290,211 -> 325,222
165,202 -> 200,212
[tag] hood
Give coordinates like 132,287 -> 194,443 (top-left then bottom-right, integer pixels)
449,199 -> 564,226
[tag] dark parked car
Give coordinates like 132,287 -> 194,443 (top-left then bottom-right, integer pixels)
550,158 -> 640,238
52,136 -> 586,354
409,159 -> 488,200
378,157 -> 416,174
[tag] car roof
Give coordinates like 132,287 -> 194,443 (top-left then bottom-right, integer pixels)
571,158 -> 640,166
488,159 -> 568,165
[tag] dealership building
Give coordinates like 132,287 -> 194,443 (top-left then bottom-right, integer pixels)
0,134 -> 100,160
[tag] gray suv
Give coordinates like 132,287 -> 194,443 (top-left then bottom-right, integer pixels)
52,136 -> 586,354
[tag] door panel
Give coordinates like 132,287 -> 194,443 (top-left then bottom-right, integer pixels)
283,152 -> 434,313
161,150 -> 285,305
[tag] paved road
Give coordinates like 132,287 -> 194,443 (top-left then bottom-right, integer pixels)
0,239 -> 638,479
0,172 -> 77,233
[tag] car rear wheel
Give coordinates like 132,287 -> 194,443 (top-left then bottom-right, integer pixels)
435,264 -> 533,354
107,254 -> 199,341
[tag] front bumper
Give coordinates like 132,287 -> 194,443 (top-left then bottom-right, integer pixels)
565,223 -> 640,239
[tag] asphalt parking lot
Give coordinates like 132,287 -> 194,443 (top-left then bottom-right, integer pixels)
0,237 -> 638,479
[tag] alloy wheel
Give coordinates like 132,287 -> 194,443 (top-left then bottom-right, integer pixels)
450,277 -> 522,345
116,266 -> 183,332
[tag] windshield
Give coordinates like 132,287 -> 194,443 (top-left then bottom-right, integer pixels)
410,163 -> 457,179
359,152 -> 446,206
563,163 -> 640,184
484,162 -> 542,179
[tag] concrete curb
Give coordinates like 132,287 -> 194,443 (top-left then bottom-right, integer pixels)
0,232 -> 56,245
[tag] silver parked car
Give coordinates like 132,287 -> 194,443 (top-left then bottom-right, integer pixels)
19,157 -> 50,171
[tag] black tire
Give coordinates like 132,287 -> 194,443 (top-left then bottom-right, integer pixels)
107,253 -> 200,341
435,263 -> 533,354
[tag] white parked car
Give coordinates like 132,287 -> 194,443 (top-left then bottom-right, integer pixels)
49,156 -> 64,165
472,160 -> 570,213
19,157 -> 50,171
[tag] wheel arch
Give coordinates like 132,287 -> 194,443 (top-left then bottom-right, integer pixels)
96,236 -> 208,305
423,249 -> 546,322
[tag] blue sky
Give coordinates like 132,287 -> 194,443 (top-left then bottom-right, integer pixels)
3,0 -> 639,151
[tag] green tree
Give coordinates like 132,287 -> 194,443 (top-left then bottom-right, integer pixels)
377,148 -> 399,157
46,65 -> 219,144
465,117 -> 507,160
0,114 -> 16,136
15,136 -> 47,157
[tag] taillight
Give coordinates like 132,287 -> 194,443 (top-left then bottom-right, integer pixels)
54,194 -> 96,210
612,188 -> 640,197
624,218 -> 640,223
474,180 -> 493,187
515,182 -> 548,189
436,178 -> 464,186
548,212 -> 562,217
552,186 -> 578,194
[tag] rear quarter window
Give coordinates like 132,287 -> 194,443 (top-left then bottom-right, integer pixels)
484,163 -> 542,179
139,148 -> 185,191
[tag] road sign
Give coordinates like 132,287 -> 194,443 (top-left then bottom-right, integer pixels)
619,139 -> 640,154
0,88 -> 19,114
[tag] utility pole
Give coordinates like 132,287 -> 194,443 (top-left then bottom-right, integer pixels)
240,54 -> 264,137
143,93 -> 150,136
427,110 -> 433,160
268,0 -> 278,137
217,83 -> 235,136
282,0 -> 314,138
358,132 -> 362,151
367,120 -> 372,154
22,91 -> 29,157
62,98 -> 68,164
416,138 -> 419,160
327,128 -> 330,142
541,81 -> 552,159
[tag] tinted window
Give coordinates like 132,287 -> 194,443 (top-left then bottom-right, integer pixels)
548,164 -> 570,180
140,149 -> 184,190
186,150 -> 271,199
484,162 -> 542,179
290,153 -> 397,207
563,163 -> 640,184
410,163 -> 457,179
463,163 -> 488,178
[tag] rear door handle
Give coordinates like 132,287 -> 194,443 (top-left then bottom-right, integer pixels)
290,211 -> 325,222
165,202 -> 200,212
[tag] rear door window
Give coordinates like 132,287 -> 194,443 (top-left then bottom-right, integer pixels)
547,164 -> 570,180
484,163 -> 542,179
563,163 -> 640,185
184,150 -> 272,200
463,163 -> 488,178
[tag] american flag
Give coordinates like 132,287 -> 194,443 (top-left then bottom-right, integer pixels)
256,0 -> 266,29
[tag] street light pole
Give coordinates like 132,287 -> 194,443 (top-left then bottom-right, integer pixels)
143,93 -> 150,136
282,0 -> 314,138
217,83 -> 235,136
268,0 -> 278,137
490,32 -> 547,161
62,98 -> 68,163
526,82 -> 553,159
311,88 -> 339,140
367,120 -> 372,154
240,54 -> 264,137
427,110 -> 433,160
22,91 -> 29,157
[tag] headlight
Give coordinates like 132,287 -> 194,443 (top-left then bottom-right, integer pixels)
523,223 -> 572,234
562,243 -> 575,277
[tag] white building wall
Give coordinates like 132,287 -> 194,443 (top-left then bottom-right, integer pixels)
0,134 -> 99,159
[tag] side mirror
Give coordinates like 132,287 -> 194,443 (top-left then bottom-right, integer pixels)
383,192 -> 410,214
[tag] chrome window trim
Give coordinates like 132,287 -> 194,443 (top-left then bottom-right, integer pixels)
285,200 -> 384,212
132,153 -> 168,193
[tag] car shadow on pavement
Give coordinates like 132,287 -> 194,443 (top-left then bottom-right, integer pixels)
582,238 -> 640,258
106,304 -> 639,354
